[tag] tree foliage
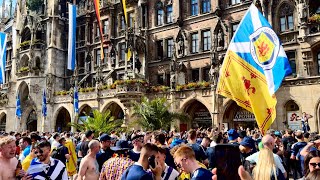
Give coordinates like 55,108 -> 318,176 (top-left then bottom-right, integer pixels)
131,97 -> 189,131
69,109 -> 122,136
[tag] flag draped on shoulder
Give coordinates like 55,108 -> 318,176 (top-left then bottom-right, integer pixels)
0,32 -> 7,84
67,4 -> 76,71
16,94 -> 22,118
93,0 -> 105,61
42,89 -> 47,117
217,4 -> 292,134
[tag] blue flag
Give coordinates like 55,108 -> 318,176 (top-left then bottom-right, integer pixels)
67,4 -> 76,70
0,32 -> 7,84
16,94 -> 22,118
74,86 -> 79,114
42,89 -> 47,117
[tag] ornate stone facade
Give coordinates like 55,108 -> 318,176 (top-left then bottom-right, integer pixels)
1,0 -> 320,132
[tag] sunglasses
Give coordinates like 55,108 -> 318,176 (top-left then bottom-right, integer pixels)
34,149 -> 44,155
309,162 -> 320,168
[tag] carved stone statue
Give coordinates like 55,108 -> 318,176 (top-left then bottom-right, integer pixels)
170,58 -> 177,72
135,54 -> 142,73
297,0 -> 307,25
209,64 -> 220,85
170,73 -> 176,89
217,29 -> 224,49
177,36 -> 184,57
85,61 -> 90,73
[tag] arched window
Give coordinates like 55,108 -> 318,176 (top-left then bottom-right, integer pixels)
279,4 -> 294,32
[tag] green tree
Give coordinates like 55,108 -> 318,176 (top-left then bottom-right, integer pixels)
131,97 -> 189,131
69,109 -> 122,136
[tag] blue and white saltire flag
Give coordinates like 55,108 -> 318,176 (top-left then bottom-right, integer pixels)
42,89 -> 47,117
67,4 -> 76,70
217,4 -> 292,134
74,86 -> 79,114
0,32 -> 7,84
16,94 -> 22,118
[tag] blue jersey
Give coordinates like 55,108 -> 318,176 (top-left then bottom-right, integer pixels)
191,168 -> 213,180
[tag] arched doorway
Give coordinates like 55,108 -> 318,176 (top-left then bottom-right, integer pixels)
184,100 -> 212,130
56,108 -> 71,132
0,114 -> 6,131
26,110 -> 37,131
106,103 -> 124,119
285,100 -> 300,130
223,101 -> 257,130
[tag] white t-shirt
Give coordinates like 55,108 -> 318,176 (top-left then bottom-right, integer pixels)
161,164 -> 179,180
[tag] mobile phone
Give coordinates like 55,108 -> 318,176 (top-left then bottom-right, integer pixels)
148,155 -> 156,168
215,144 -> 241,180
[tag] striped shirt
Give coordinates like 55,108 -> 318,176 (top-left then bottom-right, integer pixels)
27,157 -> 68,180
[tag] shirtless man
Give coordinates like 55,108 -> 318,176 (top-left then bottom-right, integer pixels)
77,140 -> 100,180
0,136 -> 31,180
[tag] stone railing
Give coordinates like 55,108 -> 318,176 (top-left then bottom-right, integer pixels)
278,31 -> 298,44
282,76 -> 320,86
116,83 -> 147,94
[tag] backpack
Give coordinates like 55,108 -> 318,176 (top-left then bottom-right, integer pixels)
51,146 -> 64,161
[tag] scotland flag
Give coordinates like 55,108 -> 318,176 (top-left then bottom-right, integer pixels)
217,4 -> 292,134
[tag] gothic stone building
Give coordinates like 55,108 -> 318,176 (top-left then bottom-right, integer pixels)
1,0 -> 320,133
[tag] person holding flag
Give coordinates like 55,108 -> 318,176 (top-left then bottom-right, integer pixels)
216,4 -> 292,135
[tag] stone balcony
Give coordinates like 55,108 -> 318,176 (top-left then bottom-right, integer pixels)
282,76 -> 320,87
53,80 -> 148,103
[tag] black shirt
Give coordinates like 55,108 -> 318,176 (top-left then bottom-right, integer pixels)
80,141 -> 90,157
96,148 -> 114,171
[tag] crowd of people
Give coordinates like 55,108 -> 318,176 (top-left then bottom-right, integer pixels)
0,127 -> 320,180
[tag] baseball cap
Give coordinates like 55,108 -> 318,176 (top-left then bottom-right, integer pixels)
228,129 -> 239,140
240,136 -> 255,149
99,134 -> 111,142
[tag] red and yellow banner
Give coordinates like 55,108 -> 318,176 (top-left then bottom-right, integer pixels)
217,51 -> 277,134
93,0 -> 105,60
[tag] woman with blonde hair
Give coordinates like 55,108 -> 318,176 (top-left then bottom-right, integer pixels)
253,148 -> 285,180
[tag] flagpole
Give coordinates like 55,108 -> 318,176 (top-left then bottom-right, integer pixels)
73,0 -> 78,133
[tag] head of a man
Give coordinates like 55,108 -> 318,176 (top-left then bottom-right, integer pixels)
99,134 -> 112,149
85,130 -> 94,140
58,137 -> 66,145
158,147 -> 167,166
201,137 -> 211,148
88,140 -> 100,154
187,130 -> 197,142
173,145 -> 196,173
53,133 -> 60,141
262,134 -> 275,150
35,141 -> 51,162
295,131 -> 304,141
140,143 -> 159,165
0,136 -> 16,159
132,135 -> 144,148
20,137 -> 32,150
